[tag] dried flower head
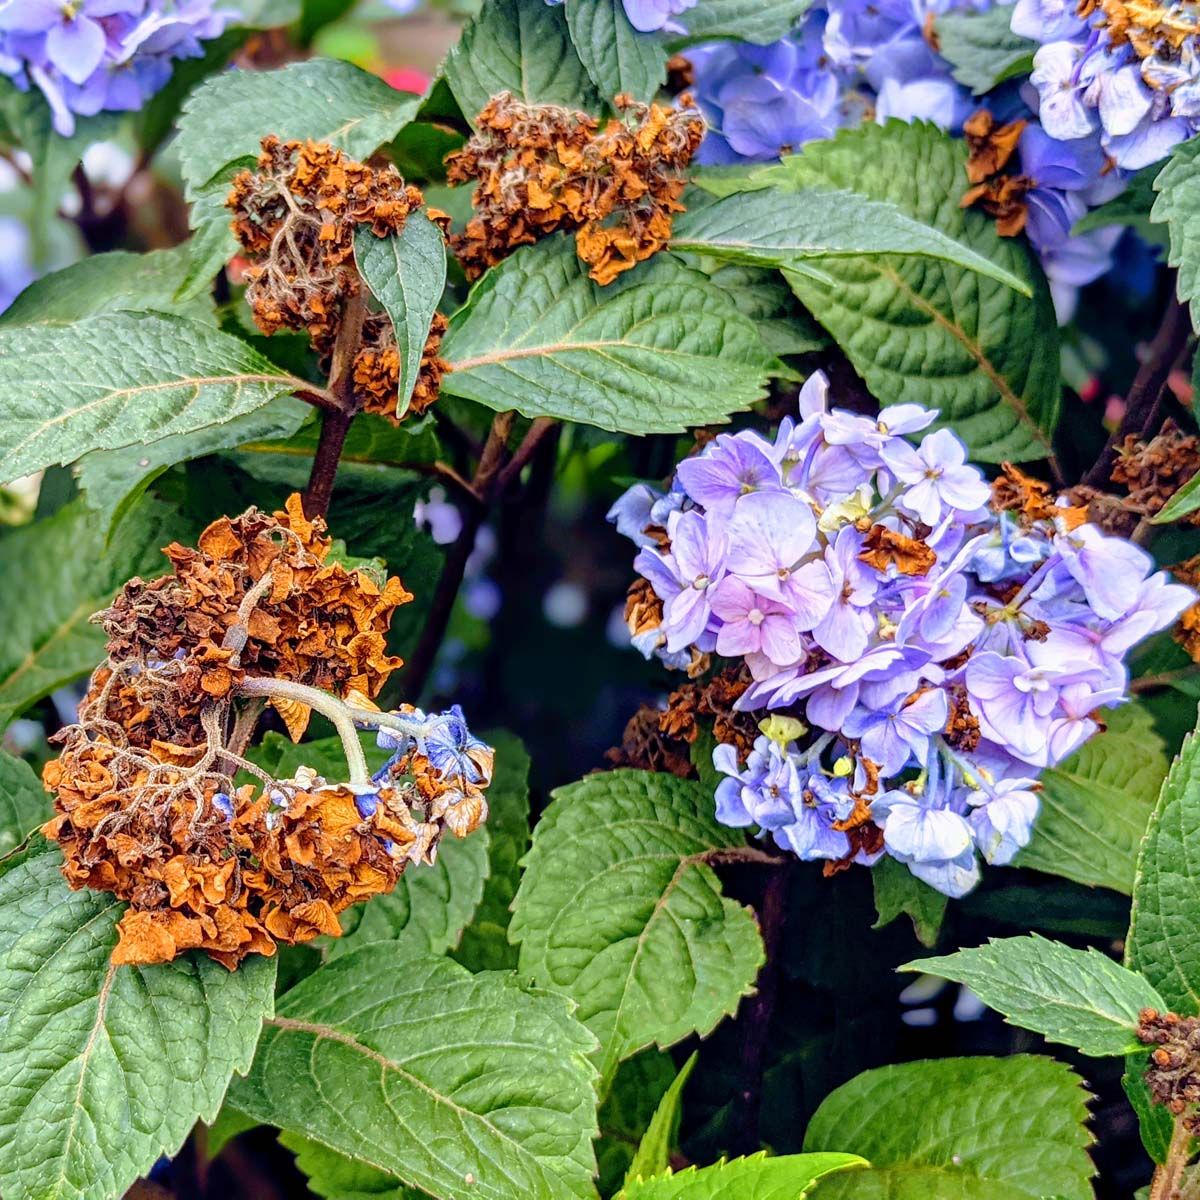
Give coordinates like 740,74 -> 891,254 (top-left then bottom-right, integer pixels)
41,494 -> 491,969
446,91 -> 705,285
960,109 -> 1033,237
1138,1007 -> 1200,1132
353,311 -> 450,422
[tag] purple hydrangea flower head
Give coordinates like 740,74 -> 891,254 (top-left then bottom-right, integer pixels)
610,370 -> 1196,897
622,0 -> 697,32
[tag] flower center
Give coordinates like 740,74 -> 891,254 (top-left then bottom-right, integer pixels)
748,607 -> 765,626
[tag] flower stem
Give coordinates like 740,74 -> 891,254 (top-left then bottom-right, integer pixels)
1151,1116 -> 1193,1200
235,677 -> 370,786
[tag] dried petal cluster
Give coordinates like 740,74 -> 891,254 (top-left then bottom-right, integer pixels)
228,136 -> 448,420
961,109 -> 1033,237
42,495 -> 493,968
97,493 -> 409,746
1139,1007 -> 1200,1133
446,91 -> 705,285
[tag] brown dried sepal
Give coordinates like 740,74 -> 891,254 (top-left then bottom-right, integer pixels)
1111,419 -> 1200,522
96,493 -> 410,747
1138,1007 -> 1200,1132
228,136 -> 425,357
353,311 -> 450,422
859,524 -> 936,576
960,109 -> 1032,236
446,91 -> 704,284
992,462 -> 1088,530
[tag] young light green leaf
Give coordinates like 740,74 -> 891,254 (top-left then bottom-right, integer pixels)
75,397 -> 311,539
1016,703 -> 1167,892
0,749 -> 49,855
903,935 -> 1163,1057
680,0 -> 810,43
354,212 -> 448,420
1153,468 -> 1200,524
509,769 -> 765,1087
1153,138 -> 1200,329
281,1132 -> 421,1199
441,239 -> 777,434
932,6 -> 1036,94
445,0 -> 599,124
762,121 -> 1060,462
0,498 -> 187,730
0,838 -> 276,1200
229,947 -> 600,1200
872,855 -> 947,947
566,0 -> 668,101
0,312 -> 315,484
1128,718 -> 1200,1013
618,1153 -> 867,1199
454,729 -> 532,971
624,1052 -> 696,1186
669,188 -> 1032,294
804,1054 -> 1095,1200
176,59 -> 423,284
0,246 -> 215,327
806,1165 -> 1035,1200
597,1051 -> 679,1196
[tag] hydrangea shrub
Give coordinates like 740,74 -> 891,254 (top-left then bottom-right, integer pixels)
1,0 -> 1200,1197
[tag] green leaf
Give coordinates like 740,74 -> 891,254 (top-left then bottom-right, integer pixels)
1153,138 -> 1200,329
454,729 -> 532,971
229,947 -> 600,1200
75,397 -> 311,539
1073,165 -> 1167,246
669,188 -> 1032,294
566,0 -> 668,102
0,312 -> 314,484
1153,466 -> 1200,524
441,239 -> 777,434
1016,703 -> 1167,893
624,1052 -> 696,1185
281,1132 -> 421,1200
0,748 -> 49,855
177,58 -> 423,284
0,838 -> 276,1200
804,1054 -> 1095,1200
0,247 -> 215,328
680,0 -> 810,43
1123,1057 -> 1178,1165
354,213 -> 448,420
761,122 -> 1060,462
932,6 -> 1036,95
904,935 -> 1163,1057
806,1166 -> 1034,1200
0,498 -> 187,729
618,1153 -> 867,1199
445,0 -> 599,125
692,261 -> 828,356
1128,716 -> 1200,1013
509,768 -> 765,1087
871,855 -> 947,947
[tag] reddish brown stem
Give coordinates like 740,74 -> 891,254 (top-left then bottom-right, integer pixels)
302,407 -> 353,519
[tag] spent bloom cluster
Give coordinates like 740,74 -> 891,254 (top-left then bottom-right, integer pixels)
43,494 -> 493,967
1020,0 -> 1200,170
0,0 -> 234,135
609,374 -> 1193,896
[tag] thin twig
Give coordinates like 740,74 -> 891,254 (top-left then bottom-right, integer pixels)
496,418 -> 559,493
1152,1116 -> 1194,1200
302,408 -> 353,519
403,411 -> 517,700
1084,295 -> 1192,489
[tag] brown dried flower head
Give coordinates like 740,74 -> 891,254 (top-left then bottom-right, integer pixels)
960,108 -> 1034,237
446,90 -> 705,285
41,494 -> 491,969
228,136 -> 449,420
1138,1007 -> 1200,1132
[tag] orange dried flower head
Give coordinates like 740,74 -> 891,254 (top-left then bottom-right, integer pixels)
446,91 -> 705,284
353,311 -> 450,422
41,492 -> 491,970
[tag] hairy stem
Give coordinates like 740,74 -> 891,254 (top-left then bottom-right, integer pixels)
403,411 -> 518,700
303,407 -> 353,519
235,677 -> 370,786
1084,294 -> 1191,489
1152,1116 -> 1194,1200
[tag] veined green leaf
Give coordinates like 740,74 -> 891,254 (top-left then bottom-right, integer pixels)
281,1132 -> 420,1200
932,6 -> 1036,95
441,239 -> 778,434
872,855 -> 946,947
804,1055 -> 1095,1200
0,838 -> 275,1200
0,748 -> 49,855
679,0 -> 810,43
904,935 -> 1163,1057
509,769 -> 764,1087
566,0 -> 667,101
623,1052 -> 696,1185
0,312 -> 314,484
230,948 -> 600,1200
1153,467 -> 1200,524
1153,138 -> 1200,329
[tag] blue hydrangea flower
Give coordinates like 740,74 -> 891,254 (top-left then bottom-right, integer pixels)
610,370 -> 1196,897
